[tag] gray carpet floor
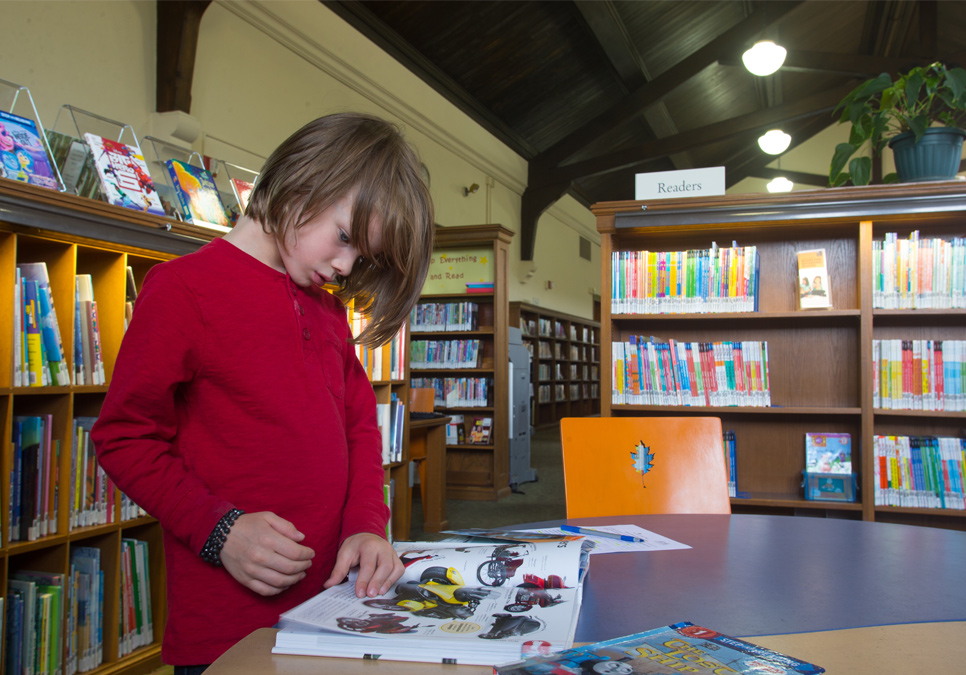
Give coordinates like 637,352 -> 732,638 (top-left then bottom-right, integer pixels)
409,424 -> 566,541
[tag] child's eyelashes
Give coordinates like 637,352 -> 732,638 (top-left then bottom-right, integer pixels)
339,229 -> 350,244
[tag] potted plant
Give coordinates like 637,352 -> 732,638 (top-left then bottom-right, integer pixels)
829,61 -> 966,186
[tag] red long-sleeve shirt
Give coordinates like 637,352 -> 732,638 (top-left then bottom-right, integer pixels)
91,237 -> 389,665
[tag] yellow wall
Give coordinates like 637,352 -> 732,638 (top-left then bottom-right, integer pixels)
2,0 -> 602,319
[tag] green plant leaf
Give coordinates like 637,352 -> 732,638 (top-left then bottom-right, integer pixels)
849,156 -> 872,186
883,172 -> 899,183
945,67 -> 966,104
907,115 -> 928,138
829,142 -> 857,181
829,172 -> 849,188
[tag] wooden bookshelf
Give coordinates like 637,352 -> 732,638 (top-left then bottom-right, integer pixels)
0,178 -> 416,672
509,302 -> 600,428
411,225 -> 512,501
0,178 -> 214,675
593,182 -> 966,531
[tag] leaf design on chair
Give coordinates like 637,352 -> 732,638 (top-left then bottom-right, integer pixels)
631,440 -> 655,487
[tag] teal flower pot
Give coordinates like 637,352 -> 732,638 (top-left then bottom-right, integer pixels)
888,127 -> 966,182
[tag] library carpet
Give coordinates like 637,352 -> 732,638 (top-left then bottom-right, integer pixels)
147,425 -> 566,675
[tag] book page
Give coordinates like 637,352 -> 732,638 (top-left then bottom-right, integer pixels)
279,539 -> 585,650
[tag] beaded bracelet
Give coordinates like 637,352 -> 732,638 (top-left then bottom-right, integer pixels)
200,508 -> 245,566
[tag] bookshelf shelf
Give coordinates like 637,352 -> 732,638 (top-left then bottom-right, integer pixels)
411,225 -> 512,501
594,182 -> 966,530
510,302 -> 600,428
0,179 -> 416,671
0,178 -> 206,675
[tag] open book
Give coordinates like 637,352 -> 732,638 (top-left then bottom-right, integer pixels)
274,537 -> 590,666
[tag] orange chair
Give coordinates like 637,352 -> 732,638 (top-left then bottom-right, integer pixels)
559,417 -> 731,517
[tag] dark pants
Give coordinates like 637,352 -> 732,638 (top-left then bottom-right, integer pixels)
174,666 -> 209,675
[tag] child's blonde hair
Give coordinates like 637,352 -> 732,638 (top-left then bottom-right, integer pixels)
247,113 -> 434,347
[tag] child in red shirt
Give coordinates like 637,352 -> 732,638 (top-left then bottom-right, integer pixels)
92,113 -> 434,672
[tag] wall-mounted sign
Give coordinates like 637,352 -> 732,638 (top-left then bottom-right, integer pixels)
635,167 -> 725,201
422,247 -> 494,294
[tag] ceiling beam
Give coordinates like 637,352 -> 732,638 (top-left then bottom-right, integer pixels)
156,1 -> 211,113
531,1 -> 803,172
753,168 -> 830,188
536,82 -> 855,186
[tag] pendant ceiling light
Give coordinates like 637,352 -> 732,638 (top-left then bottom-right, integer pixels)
758,129 -> 791,155
767,176 -> 794,193
742,40 -> 787,76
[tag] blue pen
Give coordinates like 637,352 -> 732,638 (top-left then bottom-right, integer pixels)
560,525 -> 647,543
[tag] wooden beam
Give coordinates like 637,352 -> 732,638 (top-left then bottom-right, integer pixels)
539,82 -> 856,186
520,182 -> 571,261
532,1 -> 802,171
156,1 -> 212,113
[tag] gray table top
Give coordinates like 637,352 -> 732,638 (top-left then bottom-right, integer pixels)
511,514 -> 966,642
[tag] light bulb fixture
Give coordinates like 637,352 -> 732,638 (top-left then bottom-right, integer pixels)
462,183 -> 480,197
758,129 -> 791,155
767,176 -> 794,193
742,40 -> 787,76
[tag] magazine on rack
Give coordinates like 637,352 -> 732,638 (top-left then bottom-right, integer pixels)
495,621 -> 825,674
273,538 -> 590,665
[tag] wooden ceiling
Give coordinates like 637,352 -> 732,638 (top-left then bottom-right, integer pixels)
322,0 -> 966,258
156,1 -> 966,259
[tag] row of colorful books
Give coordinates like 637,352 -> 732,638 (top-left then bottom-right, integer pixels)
12,263 -> 106,388
723,429 -> 738,498
411,301 -> 480,332
119,539 -> 154,658
872,339 -> 966,412
376,395 -> 406,465
610,243 -> 760,315
410,339 -> 482,370
410,376 -> 492,408
1,106 -> 247,232
612,337 -> 772,407
9,415 -> 145,545
873,231 -> 966,309
873,435 -> 966,510
5,545 -> 108,675
444,415 -> 494,446
347,306 -> 406,382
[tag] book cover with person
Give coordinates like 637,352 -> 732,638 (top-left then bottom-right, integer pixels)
274,538 -> 588,665
83,133 -> 165,216
805,432 -> 852,474
164,159 -> 232,232
495,621 -> 825,674
797,248 -> 832,310
0,110 -> 60,190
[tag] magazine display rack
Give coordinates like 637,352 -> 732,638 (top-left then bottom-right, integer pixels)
141,135 -> 203,221
207,158 -> 259,220
593,182 -> 966,531
0,79 -> 65,192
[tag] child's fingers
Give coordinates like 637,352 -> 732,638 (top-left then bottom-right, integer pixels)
264,511 -> 307,541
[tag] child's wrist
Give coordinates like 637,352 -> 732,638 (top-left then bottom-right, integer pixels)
200,508 -> 245,566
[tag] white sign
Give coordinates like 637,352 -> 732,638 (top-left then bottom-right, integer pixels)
635,166 -> 725,200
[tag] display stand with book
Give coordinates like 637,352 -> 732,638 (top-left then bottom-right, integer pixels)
274,534 -> 589,665
593,182 -> 966,530
49,106 -> 167,217
141,136 -> 232,232
0,79 -> 65,192
206,157 -> 259,223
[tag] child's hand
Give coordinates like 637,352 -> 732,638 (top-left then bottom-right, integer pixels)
219,511 -> 315,596
324,533 -> 404,598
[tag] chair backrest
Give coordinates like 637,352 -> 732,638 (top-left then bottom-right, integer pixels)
409,387 -> 436,413
560,417 -> 731,517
